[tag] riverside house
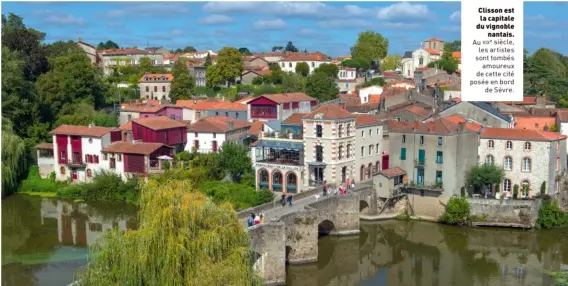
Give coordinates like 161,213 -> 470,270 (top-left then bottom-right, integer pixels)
131,116 -> 188,152
247,93 -> 317,122
101,142 -> 173,180
186,116 -> 251,153
138,73 -> 173,101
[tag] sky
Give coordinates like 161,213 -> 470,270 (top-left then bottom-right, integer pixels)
0,1 -> 565,57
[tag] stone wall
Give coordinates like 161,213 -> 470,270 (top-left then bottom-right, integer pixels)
468,198 -> 542,228
248,222 -> 286,285
406,189 -> 450,221
237,187 -> 322,220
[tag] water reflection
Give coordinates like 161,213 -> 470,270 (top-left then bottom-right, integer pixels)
2,194 -> 138,286
287,221 -> 568,286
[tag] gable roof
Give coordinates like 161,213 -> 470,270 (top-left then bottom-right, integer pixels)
188,116 -> 251,133
424,37 -> 444,42
36,143 -> 54,150
257,93 -> 315,104
442,115 -> 483,131
469,102 -> 512,122
190,101 -> 247,111
303,104 -> 354,120
121,104 -> 166,113
139,73 -> 173,82
133,116 -> 187,130
514,117 -> 556,131
424,48 -> 441,56
119,121 -> 133,131
281,54 -> 329,62
235,96 -> 255,104
481,128 -> 566,142
390,105 -> 431,119
175,98 -> 223,108
50,125 -> 115,137
379,167 -> 406,178
248,121 -> 265,135
102,142 -> 171,155
102,47 -> 148,55
282,113 -> 308,125
388,118 -> 476,134
354,114 -> 380,126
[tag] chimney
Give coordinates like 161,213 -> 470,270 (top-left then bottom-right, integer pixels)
536,93 -> 546,107
457,122 -> 467,133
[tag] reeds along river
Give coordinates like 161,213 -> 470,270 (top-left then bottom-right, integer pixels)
4,194 -> 568,286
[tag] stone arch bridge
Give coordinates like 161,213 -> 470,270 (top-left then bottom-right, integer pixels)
241,185 -> 378,285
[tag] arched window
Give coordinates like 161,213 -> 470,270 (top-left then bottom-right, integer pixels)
272,171 -> 282,185
419,56 -> 424,66
522,158 -> 531,172
346,144 -> 351,158
503,179 -> 512,192
504,156 -> 513,170
375,161 -> 380,173
367,163 -> 372,179
338,125 -> 343,138
287,173 -> 297,186
524,142 -> 531,151
259,170 -> 269,183
485,155 -> 494,165
506,141 -> 513,150
86,169 -> 92,177
338,145 -> 343,160
488,140 -> 494,148
316,125 -> 323,138
60,167 -> 66,175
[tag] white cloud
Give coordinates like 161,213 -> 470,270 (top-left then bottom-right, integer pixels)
440,26 -> 460,32
253,19 -> 288,30
449,11 -> 461,22
381,22 -> 420,30
32,10 -> 85,25
377,2 -> 430,21
526,14 -> 546,21
295,28 -> 329,39
99,3 -> 190,18
317,19 -> 373,29
198,14 -> 233,25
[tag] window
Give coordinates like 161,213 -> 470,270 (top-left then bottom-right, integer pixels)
289,63 -> 292,68
346,144 -> 351,158
419,56 -> 424,66
400,148 -> 407,160
522,158 -> 531,172
162,86 -> 166,92
376,143 -> 379,154
60,167 -> 66,175
117,154 -> 122,162
369,129 -> 372,136
504,156 -> 513,170
338,145 -> 343,159
488,140 -> 494,148
506,141 -> 513,150
316,125 -> 323,138
291,102 -> 299,109
283,103 -> 290,109
503,179 -> 512,192
361,146 -> 364,157
146,86 -> 149,92
311,62 -> 315,67
195,132 -> 198,138
523,142 -> 531,151
128,115 -> 132,121
212,141 -> 218,152
194,140 -> 199,149
419,136 -> 424,145
437,137 -> 442,146
154,86 -> 158,92
338,125 -> 343,138
94,155 -> 99,164
436,171 -> 443,183
281,62 -> 285,68
86,169 -> 92,177
361,130 -> 364,137
346,124 -> 351,136
485,155 -> 494,165
215,112 -> 219,116
103,153 -> 108,160
402,135 -> 406,143
213,133 -> 216,139
377,128 -> 380,135
369,145 -> 373,155
316,146 -> 323,162
436,151 -> 443,164
557,157 -> 560,171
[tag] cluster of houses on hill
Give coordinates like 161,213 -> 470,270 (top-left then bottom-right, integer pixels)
34,37 -> 566,200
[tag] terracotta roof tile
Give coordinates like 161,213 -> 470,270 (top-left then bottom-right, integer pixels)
102,142 -> 171,155
281,54 -> 329,62
282,113 -> 308,125
121,104 -> 166,113
176,98 -> 223,108
424,48 -> 441,56
481,127 -> 566,141
304,104 -> 354,120
504,96 -> 555,105
260,93 -> 316,104
390,105 -> 431,118
514,117 -> 556,131
139,73 -> 173,82
248,121 -> 265,135
379,167 -> 406,178
385,120 -> 413,131
369,94 -> 381,104
235,96 -> 255,104
354,114 -> 379,126
50,125 -> 115,137
388,118 -> 474,134
442,115 -> 483,131
133,116 -> 187,130
424,37 -> 444,43
188,116 -> 251,133
452,51 -> 461,59
102,47 -> 148,55
558,110 -> 568,122
35,143 -> 53,149
119,121 -> 133,131
339,93 -> 361,106
190,101 -> 247,111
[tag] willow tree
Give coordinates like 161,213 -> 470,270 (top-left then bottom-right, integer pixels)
1,122 -> 27,197
74,180 -> 260,285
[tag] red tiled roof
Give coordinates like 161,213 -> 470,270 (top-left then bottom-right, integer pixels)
481,127 -> 566,141
36,143 -> 53,149
369,94 -> 381,104
354,114 -> 379,126
139,73 -> 173,82
424,37 -> 444,43
248,121 -> 265,135
339,93 -> 361,106
176,98 -> 222,108
102,142 -> 171,155
379,167 -> 406,178
164,53 -> 181,61
557,110 -> 568,122
121,104 -> 165,113
133,116 -> 187,130
442,115 -> 483,132
102,47 -> 148,55
452,52 -> 461,59
260,93 -> 315,104
385,120 -> 413,131
281,54 -> 329,62
504,96 -> 555,106
390,105 -> 431,118
389,118 -> 474,134
188,116 -> 251,133
50,125 -> 115,137
424,48 -> 441,56
514,117 -> 556,131
235,96 -> 255,104
119,121 -> 132,131
190,101 -> 247,111
282,113 -> 308,125
304,104 -> 353,120
382,71 -> 399,77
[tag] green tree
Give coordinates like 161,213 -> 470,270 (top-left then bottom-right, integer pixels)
204,53 -> 213,67
45,40 -> 84,59
285,41 -> 298,52
465,164 -> 505,194
360,77 -> 386,88
96,40 -> 119,50
267,63 -> 284,84
444,40 -> 461,53
169,59 -> 195,101
238,47 -> 252,55
380,55 -> 401,71
281,73 -> 306,93
305,72 -> 339,102
139,57 -> 153,73
55,102 -> 118,127
272,46 -> 283,52
206,47 -> 243,87
295,62 -> 310,77
218,141 -> 252,183
428,59 -> 459,74
74,180 -> 260,285
174,46 -> 197,53
252,76 -> 264,85
314,63 -> 339,78
350,30 -> 389,68
341,57 -> 371,78
1,123 -> 28,197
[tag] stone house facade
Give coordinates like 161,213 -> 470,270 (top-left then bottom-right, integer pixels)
138,73 -> 173,101
354,115 -> 384,183
101,47 -> 164,75
478,128 -> 567,196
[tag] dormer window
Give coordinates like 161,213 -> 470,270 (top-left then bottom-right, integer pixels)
145,77 -> 149,81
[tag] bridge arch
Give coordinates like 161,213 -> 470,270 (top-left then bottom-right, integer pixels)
318,219 -> 336,237
360,200 -> 370,213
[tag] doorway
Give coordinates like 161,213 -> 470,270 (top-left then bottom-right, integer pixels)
417,168 -> 424,185
72,169 -> 78,180
341,166 -> 347,183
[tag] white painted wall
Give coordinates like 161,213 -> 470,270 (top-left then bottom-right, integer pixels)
358,86 -> 384,104
186,131 -> 227,153
561,123 -> 568,152
279,60 -> 332,74
338,68 -> 356,80
182,108 -> 195,122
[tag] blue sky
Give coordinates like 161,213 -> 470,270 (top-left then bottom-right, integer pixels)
0,2 -> 565,56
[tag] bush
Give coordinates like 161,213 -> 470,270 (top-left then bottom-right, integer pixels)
256,189 -> 274,205
81,171 -> 140,203
536,200 -> 568,229
163,160 -> 170,170
19,165 -> 66,193
56,184 -> 85,199
198,181 -> 272,211
513,184 -> 519,199
541,181 -> 547,196
438,197 -> 471,225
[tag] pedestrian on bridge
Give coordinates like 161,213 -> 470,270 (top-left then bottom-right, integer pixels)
322,181 -> 328,196
346,178 -> 350,190
247,213 -> 255,227
281,194 -> 286,207
287,194 -> 293,207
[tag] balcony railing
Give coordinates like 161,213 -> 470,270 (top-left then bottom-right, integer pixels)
67,159 -> 86,168
256,158 -> 302,166
414,158 -> 425,167
262,132 -> 303,140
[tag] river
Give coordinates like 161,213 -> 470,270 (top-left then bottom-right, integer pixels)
3,194 -> 568,286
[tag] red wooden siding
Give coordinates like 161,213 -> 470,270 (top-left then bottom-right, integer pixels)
56,135 -> 68,164
125,154 -> 145,173
311,100 -> 317,106
250,105 -> 277,119
283,103 -> 290,109
110,131 -> 122,142
382,154 -> 389,170
248,96 -> 277,105
70,136 -> 82,164
132,122 -> 186,145
291,102 -> 299,109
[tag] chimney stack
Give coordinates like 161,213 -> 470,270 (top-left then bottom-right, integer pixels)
457,122 -> 467,133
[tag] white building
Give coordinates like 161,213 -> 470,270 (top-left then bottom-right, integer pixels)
358,85 -> 384,104
338,67 -> 357,81
182,50 -> 217,59
138,73 -> 173,101
354,115 -> 385,182
401,49 -> 431,79
279,54 -> 332,74
478,127 -> 567,196
186,116 -> 252,153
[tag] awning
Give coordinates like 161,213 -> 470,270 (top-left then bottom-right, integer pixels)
254,140 -> 303,149
157,155 -> 173,160
308,161 -> 326,167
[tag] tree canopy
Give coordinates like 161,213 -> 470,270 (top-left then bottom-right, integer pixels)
96,40 -> 119,50
218,141 -> 252,183
314,63 -> 339,79
169,59 -> 195,101
285,41 -> 299,52
206,47 -> 243,87
295,62 -> 310,77
428,59 -> 459,74
524,48 -> 568,106
305,72 -> 339,102
174,46 -> 197,53
238,47 -> 252,55
350,30 -> 389,67
465,164 -> 505,193
444,40 -> 461,53
271,46 -> 283,52
380,55 -> 401,71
